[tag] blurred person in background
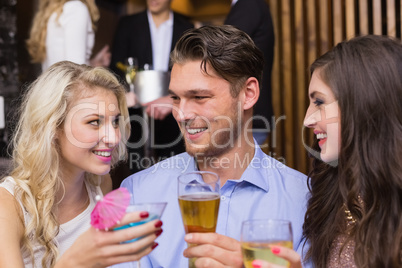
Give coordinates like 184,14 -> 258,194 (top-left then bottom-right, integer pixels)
225,0 -> 275,146
110,0 -> 193,175
26,0 -> 111,72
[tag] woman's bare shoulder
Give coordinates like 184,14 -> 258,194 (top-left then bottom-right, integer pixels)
0,187 -> 25,267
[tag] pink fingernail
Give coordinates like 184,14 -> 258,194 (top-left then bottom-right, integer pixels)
151,242 -> 158,249
271,246 -> 281,254
252,259 -> 263,268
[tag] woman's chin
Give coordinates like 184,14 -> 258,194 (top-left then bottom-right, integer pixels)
320,151 -> 339,165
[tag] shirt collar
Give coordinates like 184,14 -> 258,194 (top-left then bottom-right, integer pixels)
147,10 -> 174,29
236,145 -> 270,192
188,141 -> 270,192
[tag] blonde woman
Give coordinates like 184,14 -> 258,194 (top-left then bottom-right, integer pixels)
0,61 -> 162,268
27,0 -> 110,72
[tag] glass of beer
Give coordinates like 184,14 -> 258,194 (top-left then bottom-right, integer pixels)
177,171 -> 220,268
241,219 -> 293,268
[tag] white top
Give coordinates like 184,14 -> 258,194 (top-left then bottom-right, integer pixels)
0,176 -> 102,267
147,10 -> 173,72
42,0 -> 94,71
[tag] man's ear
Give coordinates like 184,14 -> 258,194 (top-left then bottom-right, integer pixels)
242,77 -> 259,110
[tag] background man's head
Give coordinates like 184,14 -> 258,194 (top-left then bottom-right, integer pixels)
147,0 -> 172,15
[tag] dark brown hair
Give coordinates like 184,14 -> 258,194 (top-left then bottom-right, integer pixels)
303,35 -> 402,267
170,25 -> 264,97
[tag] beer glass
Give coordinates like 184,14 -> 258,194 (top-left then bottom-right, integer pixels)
241,219 -> 293,268
177,171 -> 220,268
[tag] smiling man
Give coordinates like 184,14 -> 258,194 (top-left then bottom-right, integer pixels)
120,25 -> 312,268
169,60 -> 243,158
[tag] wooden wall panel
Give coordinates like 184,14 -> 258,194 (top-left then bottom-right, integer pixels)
346,0 -> 356,38
266,0 -> 284,158
265,0 -> 401,174
387,0 -> 396,36
373,0 -> 383,34
295,0 -> 308,171
281,0 -> 295,167
333,0 -> 344,44
319,0 -> 330,53
359,0 -> 369,34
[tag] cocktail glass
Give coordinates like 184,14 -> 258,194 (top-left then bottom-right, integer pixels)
113,202 -> 167,268
241,219 -> 293,268
177,171 -> 220,268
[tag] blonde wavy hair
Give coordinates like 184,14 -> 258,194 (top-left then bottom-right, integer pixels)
26,0 -> 99,63
9,61 -> 130,267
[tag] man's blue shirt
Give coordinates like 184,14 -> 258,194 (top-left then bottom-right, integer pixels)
119,146 -> 311,267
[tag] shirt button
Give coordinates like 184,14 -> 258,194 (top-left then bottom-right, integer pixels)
221,196 -> 226,201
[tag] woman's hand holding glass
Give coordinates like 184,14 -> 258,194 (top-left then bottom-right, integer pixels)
241,219 -> 298,268
55,210 -> 162,268
251,247 -> 302,268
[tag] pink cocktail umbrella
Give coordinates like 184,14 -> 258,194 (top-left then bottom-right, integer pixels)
90,187 -> 131,230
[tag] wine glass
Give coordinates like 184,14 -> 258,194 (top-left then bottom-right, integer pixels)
177,171 -> 220,268
240,219 -> 293,268
113,202 -> 167,268
125,57 -> 138,93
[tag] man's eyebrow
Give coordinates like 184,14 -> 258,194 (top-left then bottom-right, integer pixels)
168,89 -> 212,96
187,89 -> 212,95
